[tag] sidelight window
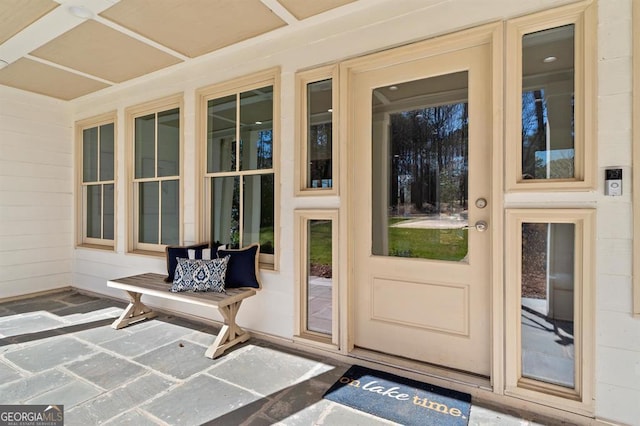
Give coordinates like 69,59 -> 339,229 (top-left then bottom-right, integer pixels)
294,209 -> 339,348
295,65 -> 339,195
505,209 -> 595,411
506,4 -> 596,191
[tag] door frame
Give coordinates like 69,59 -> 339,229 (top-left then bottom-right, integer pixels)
338,22 -> 504,389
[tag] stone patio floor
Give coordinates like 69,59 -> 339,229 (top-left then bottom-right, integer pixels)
0,289 -> 555,425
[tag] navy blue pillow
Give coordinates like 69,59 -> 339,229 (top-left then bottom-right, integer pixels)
165,243 -> 211,283
217,244 -> 261,288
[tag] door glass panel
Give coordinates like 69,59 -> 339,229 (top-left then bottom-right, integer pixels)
521,222 -> 575,388
521,25 -> 575,180
307,219 -> 332,335
371,72 -> 469,261
307,79 -> 333,189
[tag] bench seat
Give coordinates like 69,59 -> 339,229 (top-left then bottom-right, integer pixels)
107,272 -> 256,358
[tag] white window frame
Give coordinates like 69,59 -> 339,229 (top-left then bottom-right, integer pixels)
125,94 -> 184,254
75,111 -> 117,250
504,208 -> 595,415
197,68 -> 280,268
293,209 -> 339,349
505,1 -> 596,192
295,64 -> 339,196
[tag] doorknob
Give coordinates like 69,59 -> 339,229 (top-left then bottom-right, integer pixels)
461,220 -> 488,232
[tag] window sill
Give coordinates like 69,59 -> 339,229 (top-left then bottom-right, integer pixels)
76,243 -> 115,252
127,249 -> 165,258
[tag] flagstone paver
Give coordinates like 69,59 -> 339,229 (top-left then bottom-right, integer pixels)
0,289 -> 558,425
65,352 -> 147,390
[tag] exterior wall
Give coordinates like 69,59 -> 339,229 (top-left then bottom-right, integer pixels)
0,86 -> 72,298
0,0 -> 631,423
70,0 -> 585,340
593,1 -> 640,424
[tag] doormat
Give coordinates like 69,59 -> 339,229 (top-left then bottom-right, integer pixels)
323,365 -> 471,426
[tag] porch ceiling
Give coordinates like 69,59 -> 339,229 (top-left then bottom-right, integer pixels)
0,0 -> 358,101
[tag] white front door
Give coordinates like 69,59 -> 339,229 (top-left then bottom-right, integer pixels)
350,42 -> 493,376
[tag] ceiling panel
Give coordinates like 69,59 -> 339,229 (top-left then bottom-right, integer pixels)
30,20 -> 182,83
278,0 -> 358,20
0,58 -> 110,100
100,0 -> 287,58
0,0 -> 369,100
0,0 -> 58,44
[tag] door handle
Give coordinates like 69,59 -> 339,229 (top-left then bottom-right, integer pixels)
461,220 -> 488,232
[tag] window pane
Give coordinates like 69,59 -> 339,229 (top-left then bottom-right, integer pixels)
240,86 -> 273,171
83,127 -> 98,182
307,219 -> 332,335
211,176 -> 239,247
522,25 -> 575,180
103,183 -> 114,240
161,179 -> 179,245
207,95 -> 236,173
371,72 -> 469,261
307,79 -> 333,188
99,123 -> 114,181
86,185 -> 101,238
158,108 -> 180,177
135,114 -> 156,179
243,174 -> 274,254
139,181 -> 159,244
521,222 -> 575,388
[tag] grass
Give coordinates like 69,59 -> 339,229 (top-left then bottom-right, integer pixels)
304,218 -> 468,265
309,220 -> 333,265
388,225 -> 467,261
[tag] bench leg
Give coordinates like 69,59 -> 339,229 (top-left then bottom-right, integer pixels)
204,300 -> 250,359
111,291 -> 158,329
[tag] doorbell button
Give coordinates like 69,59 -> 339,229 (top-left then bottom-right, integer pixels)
605,168 -> 622,196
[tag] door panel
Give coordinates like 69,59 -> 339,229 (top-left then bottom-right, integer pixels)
352,44 -> 492,376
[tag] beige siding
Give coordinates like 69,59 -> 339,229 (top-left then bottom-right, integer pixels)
0,86 -> 72,297
594,1 -> 640,424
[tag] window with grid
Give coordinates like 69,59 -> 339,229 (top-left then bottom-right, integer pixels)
200,71 -> 278,265
77,116 -> 115,248
129,101 -> 181,251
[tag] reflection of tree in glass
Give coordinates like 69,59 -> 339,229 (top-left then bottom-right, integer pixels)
522,223 -> 548,299
522,90 -> 547,178
522,90 -> 575,179
256,130 -> 273,169
309,123 -> 332,183
389,103 -> 468,215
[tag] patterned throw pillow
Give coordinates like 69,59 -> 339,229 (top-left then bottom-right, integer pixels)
170,256 -> 230,293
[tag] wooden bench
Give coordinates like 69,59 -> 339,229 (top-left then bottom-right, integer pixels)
107,272 -> 256,359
